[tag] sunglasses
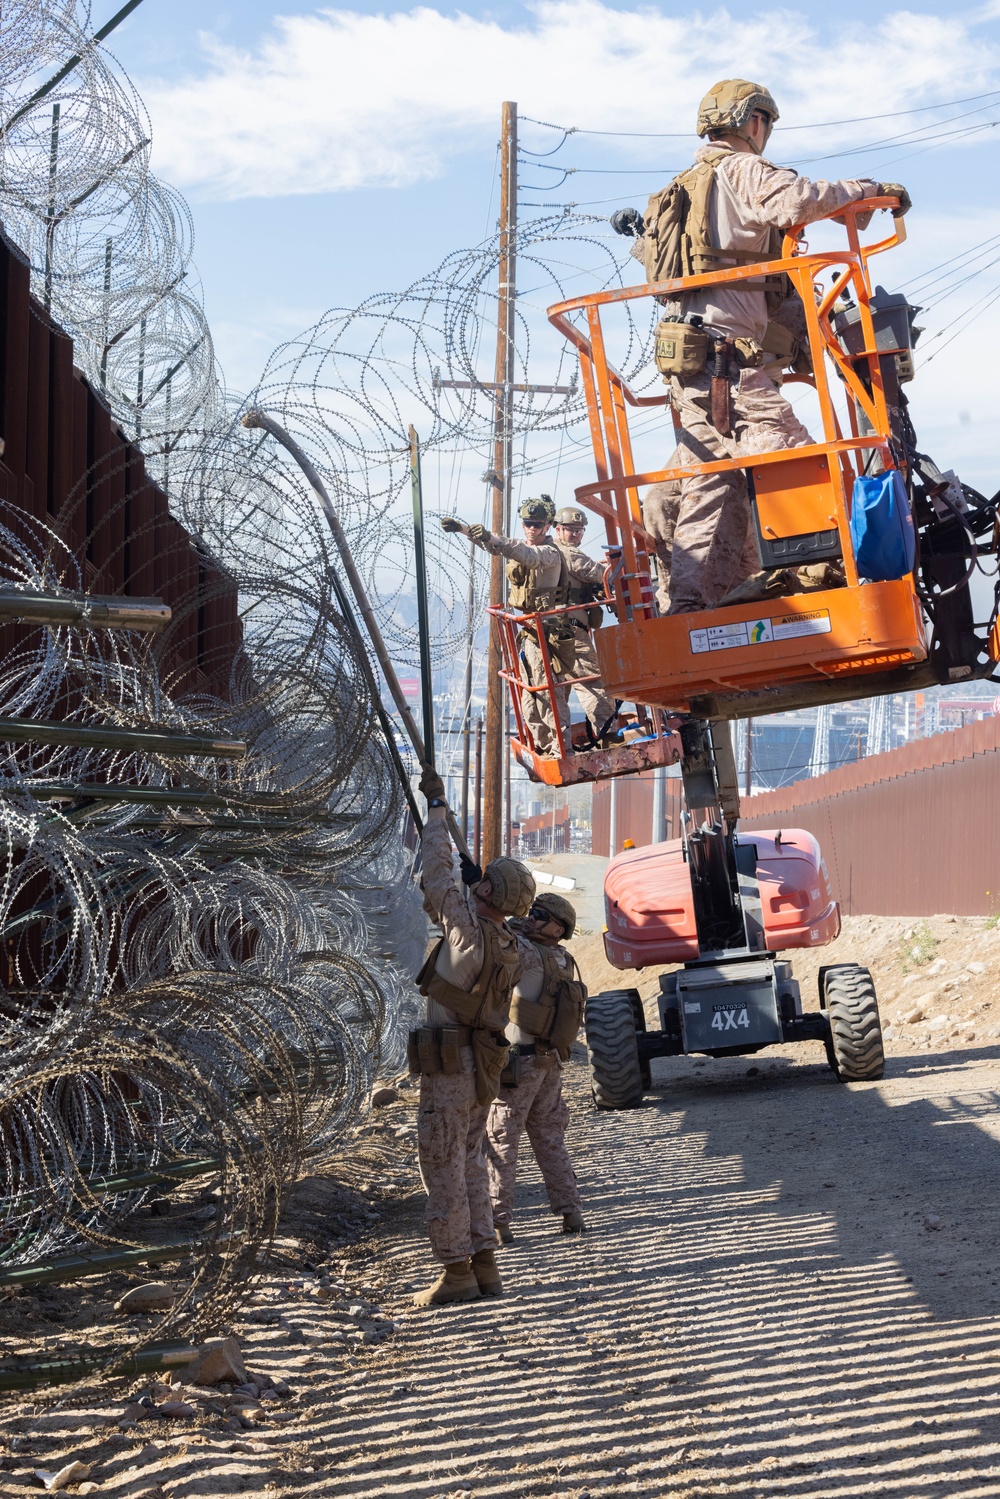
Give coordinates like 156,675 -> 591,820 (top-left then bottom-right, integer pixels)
530,905 -> 567,930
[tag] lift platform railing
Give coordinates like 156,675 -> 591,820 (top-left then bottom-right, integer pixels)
545,197 -> 907,622
488,591 -> 666,760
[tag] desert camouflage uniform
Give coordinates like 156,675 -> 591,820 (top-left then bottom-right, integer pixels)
485,941 -> 582,1227
472,531 -> 571,754
637,143 -> 879,613
418,807 -> 522,1264
554,539 -> 618,738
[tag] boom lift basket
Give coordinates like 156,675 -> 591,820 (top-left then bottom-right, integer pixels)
489,594 -> 684,785
543,199 -> 940,718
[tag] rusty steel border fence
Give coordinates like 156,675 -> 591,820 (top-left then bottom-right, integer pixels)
592,719 -> 1000,918
740,716 -> 1000,916
0,231 -> 241,688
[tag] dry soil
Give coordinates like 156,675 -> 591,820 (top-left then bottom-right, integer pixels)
4,912 -> 1000,1498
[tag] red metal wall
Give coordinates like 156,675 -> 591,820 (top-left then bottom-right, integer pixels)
741,716 -> 1000,915
0,233 -> 241,698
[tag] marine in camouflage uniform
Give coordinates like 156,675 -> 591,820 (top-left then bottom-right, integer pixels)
441,500 -> 619,752
552,506 -> 619,742
485,892 -> 586,1239
411,767 -> 534,1306
613,79 -> 909,613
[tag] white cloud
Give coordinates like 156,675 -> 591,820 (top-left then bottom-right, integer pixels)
142,1 -> 1000,199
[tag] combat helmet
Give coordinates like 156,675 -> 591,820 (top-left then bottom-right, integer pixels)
555,506 -> 587,527
697,79 -> 779,152
482,856 -> 536,917
532,891 -> 577,939
519,494 -> 556,524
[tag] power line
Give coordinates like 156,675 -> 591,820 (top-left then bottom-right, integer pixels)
519,89 -> 1000,143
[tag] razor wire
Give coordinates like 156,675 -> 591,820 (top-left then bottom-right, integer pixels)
0,0 -> 656,1371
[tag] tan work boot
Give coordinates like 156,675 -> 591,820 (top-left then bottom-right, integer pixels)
717,568 -> 801,607
412,1258 -> 480,1308
562,1209 -> 585,1234
495,1222 -> 514,1246
471,1248 -> 504,1297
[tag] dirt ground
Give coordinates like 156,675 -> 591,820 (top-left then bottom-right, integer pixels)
4,912 -> 1000,1498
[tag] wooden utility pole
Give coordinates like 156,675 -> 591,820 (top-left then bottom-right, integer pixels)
482,100 -> 517,867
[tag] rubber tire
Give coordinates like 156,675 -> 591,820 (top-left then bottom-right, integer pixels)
821,964 -> 884,1082
585,989 -> 646,1110
625,988 -> 653,1091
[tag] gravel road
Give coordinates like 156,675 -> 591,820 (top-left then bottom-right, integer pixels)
5,915 -> 1000,1498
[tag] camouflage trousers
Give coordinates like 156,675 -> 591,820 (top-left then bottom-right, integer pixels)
570,629 -> 618,741
484,1053 -> 582,1225
417,1050 -> 495,1264
520,629 -> 617,754
657,368 -> 811,612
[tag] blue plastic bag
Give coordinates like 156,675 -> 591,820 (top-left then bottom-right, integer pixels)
849,469 -> 916,581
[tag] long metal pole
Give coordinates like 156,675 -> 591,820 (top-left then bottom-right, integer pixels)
609,776 -> 618,857
242,410 -> 462,851
474,717 -> 483,867
409,426 -> 435,767
651,764 -> 665,844
460,542 -> 475,841
482,100 -> 517,866
744,718 -> 753,797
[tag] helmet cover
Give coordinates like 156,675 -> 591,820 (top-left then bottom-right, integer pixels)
532,891 -> 577,938
482,857 -> 536,917
697,79 -> 779,149
519,495 -> 556,524
555,506 -> 588,527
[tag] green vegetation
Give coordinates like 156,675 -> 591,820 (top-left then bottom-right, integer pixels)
900,920 -> 939,971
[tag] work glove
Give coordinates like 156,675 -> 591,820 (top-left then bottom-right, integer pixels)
418,765 -> 446,803
439,516 -> 465,533
467,523 -> 491,544
610,207 -> 645,238
459,852 -> 483,887
877,182 -> 911,218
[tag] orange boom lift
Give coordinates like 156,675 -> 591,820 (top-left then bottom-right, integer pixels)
490,196 -> 1000,1100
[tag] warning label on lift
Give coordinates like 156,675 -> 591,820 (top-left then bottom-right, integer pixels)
689,609 -> 832,654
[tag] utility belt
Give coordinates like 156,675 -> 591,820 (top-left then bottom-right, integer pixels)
654,316 -> 762,380
517,617 -> 578,676
515,1040 -> 556,1056
407,1024 -> 511,1105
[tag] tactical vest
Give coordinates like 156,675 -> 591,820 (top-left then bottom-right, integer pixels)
556,542 -> 605,629
416,917 -> 520,1033
510,945 -> 588,1060
642,149 -> 787,314
506,546 -> 571,614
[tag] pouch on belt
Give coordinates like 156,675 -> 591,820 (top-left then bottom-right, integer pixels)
654,319 -> 709,378
472,1031 -> 511,1105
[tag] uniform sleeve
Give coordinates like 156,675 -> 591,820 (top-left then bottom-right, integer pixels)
510,936 -> 544,1003
728,155 -> 879,230
482,533 -> 560,567
419,807 -> 483,957
558,543 -> 607,588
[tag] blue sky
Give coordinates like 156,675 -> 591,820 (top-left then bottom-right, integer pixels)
100,0 -> 1000,505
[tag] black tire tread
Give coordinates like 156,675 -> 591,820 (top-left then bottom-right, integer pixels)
823,963 -> 884,1082
585,989 -> 645,1110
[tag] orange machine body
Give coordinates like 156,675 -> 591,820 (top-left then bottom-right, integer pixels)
595,577 -> 925,711
603,829 -> 841,969
544,198 -> 939,716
